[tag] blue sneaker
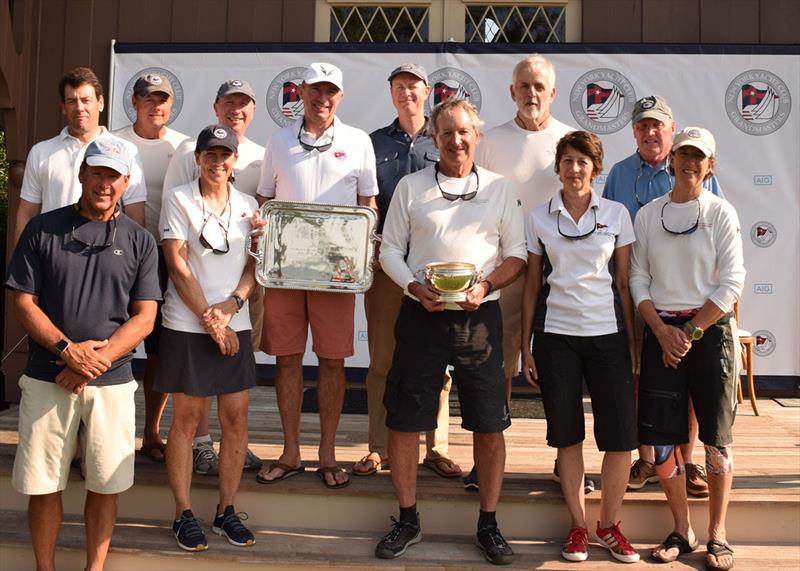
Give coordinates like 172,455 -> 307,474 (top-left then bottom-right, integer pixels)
173,509 -> 208,552
212,505 -> 255,547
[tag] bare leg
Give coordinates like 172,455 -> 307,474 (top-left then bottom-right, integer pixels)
142,354 -> 168,451
706,450 -> 734,569
682,401 -> 699,463
317,357 -> 347,485
474,432 -> 505,512
638,445 -> 655,463
598,451 -> 631,526
557,443 -> 586,528
258,354 -> 304,481
84,491 -> 118,571
193,397 -> 213,440
166,393 -> 205,518
652,474 -> 695,560
28,492 -> 61,571
389,430 -> 420,507
217,390 -> 249,509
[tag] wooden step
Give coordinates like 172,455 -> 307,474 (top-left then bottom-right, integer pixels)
1,509 -> 799,571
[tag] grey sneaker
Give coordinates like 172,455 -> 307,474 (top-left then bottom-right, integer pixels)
375,516 -> 422,559
476,526 -> 514,565
193,441 -> 219,476
243,448 -> 263,471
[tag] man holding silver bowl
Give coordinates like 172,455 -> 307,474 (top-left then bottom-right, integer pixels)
376,98 -> 527,565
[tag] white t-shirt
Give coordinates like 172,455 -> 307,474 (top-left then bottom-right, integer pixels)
159,180 -> 258,334
20,127 -> 147,213
475,118 -> 575,215
114,125 -> 190,238
526,190 -> 635,336
630,191 -> 745,313
380,165 -> 527,308
257,117 -> 378,204
163,136 -> 265,197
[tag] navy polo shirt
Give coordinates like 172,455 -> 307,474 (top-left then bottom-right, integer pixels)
369,118 -> 439,233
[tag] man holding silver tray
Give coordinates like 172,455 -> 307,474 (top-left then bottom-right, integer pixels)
376,98 -> 526,565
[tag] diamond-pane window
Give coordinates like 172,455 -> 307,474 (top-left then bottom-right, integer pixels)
331,5 -> 429,42
465,4 -> 566,43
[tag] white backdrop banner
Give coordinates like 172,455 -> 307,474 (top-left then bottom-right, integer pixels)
111,44 -> 799,380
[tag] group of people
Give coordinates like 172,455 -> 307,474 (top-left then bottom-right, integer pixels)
6,54 -> 743,571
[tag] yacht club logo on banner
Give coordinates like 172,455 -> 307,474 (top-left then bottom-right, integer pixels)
750,221 -> 777,248
425,68 -> 483,114
122,67 -> 184,125
569,69 -> 636,134
752,329 -> 777,357
266,67 -> 308,127
725,69 -> 791,135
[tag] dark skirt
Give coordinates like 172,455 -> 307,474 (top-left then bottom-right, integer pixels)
155,328 -> 256,397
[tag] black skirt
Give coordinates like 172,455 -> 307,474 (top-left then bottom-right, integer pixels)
155,328 -> 256,397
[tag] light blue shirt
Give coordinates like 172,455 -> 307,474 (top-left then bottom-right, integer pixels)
603,151 -> 724,221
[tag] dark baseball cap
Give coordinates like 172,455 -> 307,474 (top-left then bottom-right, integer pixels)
133,73 -> 174,98
632,95 -> 673,124
388,63 -> 428,86
195,124 -> 239,153
216,79 -> 256,102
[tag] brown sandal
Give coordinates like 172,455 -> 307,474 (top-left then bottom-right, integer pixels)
256,462 -> 305,484
353,454 -> 388,476
316,466 -> 350,489
422,456 -> 463,478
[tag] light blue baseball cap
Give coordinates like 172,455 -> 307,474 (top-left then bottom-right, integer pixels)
84,136 -> 133,175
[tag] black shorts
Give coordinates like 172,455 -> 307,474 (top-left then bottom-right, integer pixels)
532,331 -> 637,452
384,298 -> 510,434
638,314 -> 737,447
143,246 -> 169,354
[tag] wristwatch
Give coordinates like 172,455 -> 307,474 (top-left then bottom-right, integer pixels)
682,321 -> 704,341
54,338 -> 70,355
231,294 -> 245,312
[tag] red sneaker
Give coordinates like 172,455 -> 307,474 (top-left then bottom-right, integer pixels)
595,521 -> 640,563
561,526 -> 588,562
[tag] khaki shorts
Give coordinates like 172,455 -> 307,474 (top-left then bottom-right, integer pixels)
498,275 -> 525,379
12,375 -> 137,495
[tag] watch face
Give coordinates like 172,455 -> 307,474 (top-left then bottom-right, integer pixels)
55,339 -> 69,353
692,329 -> 704,341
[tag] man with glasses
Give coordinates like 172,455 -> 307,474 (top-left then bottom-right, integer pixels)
163,79 -> 265,476
6,137 -> 160,571
603,95 -> 723,497
352,64 -> 459,480
255,62 -> 378,489
375,98 -> 525,564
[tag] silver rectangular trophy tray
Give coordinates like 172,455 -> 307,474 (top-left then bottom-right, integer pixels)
248,201 -> 377,293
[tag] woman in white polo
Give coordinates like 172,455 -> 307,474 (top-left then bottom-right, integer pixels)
521,131 -> 639,564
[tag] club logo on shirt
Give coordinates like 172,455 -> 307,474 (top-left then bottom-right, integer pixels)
334,150 -> 347,160
425,68 -> 483,114
122,67 -> 184,125
725,70 -> 791,136
752,329 -> 776,357
113,249 -> 123,256
266,67 -> 308,127
569,69 -> 636,134
750,221 -> 777,248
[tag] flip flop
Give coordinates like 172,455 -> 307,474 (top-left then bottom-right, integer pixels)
422,456 -> 463,478
352,454 -> 388,476
256,462 -> 305,484
705,540 -> 735,570
140,442 -> 167,463
316,466 -> 350,489
651,532 -> 699,563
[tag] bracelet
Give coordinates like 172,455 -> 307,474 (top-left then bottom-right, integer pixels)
481,279 -> 495,296
231,294 -> 245,311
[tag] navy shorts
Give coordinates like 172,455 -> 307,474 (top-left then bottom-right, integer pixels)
143,246 -> 168,355
384,298 -> 510,434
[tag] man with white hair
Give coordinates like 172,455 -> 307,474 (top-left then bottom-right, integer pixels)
256,62 -> 378,489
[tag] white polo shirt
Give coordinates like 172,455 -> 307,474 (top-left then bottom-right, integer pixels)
380,165 -> 527,308
475,118 -> 574,215
257,117 -> 378,204
159,180 -> 257,334
20,127 -> 147,213
526,189 -> 635,336
114,125 -> 190,238
162,136 -> 265,197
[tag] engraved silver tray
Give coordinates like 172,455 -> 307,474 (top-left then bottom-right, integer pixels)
247,201 -> 377,293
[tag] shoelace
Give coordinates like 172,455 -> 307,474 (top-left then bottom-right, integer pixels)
220,511 -> 250,534
385,516 -> 416,542
565,527 -> 588,550
632,459 -> 653,478
176,515 -> 205,540
195,445 -> 217,462
480,527 -> 508,550
600,522 -> 634,552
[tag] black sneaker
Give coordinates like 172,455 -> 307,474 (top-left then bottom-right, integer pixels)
212,505 -> 255,547
463,466 -> 479,491
552,460 -> 595,494
375,516 -> 422,559
476,526 -> 514,565
173,509 -> 208,552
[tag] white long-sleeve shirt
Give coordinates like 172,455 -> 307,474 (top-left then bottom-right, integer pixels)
630,191 -> 745,313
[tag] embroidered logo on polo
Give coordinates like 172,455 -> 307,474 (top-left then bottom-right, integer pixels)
334,150 -> 347,160
569,69 -> 636,134
752,329 -> 776,357
750,221 -> 777,248
266,67 -> 308,127
725,70 -> 791,135
122,67 -> 184,125
425,68 -> 483,114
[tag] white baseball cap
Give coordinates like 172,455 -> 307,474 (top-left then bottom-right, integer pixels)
672,126 -> 716,157
303,62 -> 344,91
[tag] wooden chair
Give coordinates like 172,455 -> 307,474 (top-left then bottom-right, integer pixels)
734,301 -> 759,415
